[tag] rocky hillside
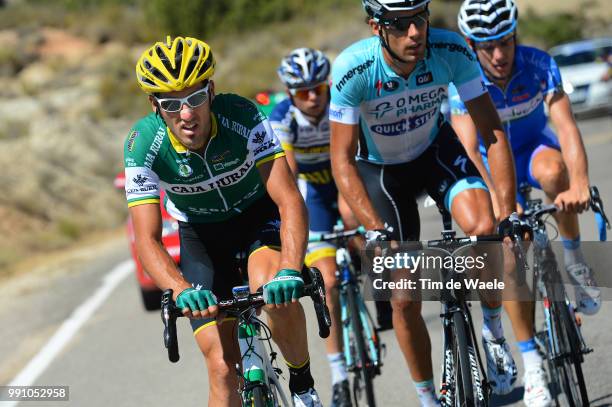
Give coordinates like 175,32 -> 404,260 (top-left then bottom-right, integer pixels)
0,28 -> 137,271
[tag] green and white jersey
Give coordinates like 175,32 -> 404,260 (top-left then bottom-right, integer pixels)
123,93 -> 285,223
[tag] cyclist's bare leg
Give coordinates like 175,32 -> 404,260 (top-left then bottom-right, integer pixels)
450,188 -> 501,305
451,188 -> 534,339
247,247 -> 310,365
390,295 -> 433,381
530,147 -> 580,239
194,320 -> 242,407
313,256 -> 342,354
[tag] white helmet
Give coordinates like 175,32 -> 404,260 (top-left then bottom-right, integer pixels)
277,48 -> 330,89
363,0 -> 431,21
458,0 -> 518,42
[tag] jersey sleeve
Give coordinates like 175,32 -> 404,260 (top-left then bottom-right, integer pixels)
249,119 -> 286,167
123,123 -> 161,208
329,50 -> 370,125
268,99 -> 294,151
445,34 -> 488,103
448,82 -> 469,115
540,51 -> 564,96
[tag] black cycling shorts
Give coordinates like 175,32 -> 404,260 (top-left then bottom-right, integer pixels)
357,122 -> 487,241
178,193 -> 281,333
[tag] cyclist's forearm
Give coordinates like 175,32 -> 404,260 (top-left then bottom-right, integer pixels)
485,130 -> 516,218
332,159 -> 383,230
136,237 -> 190,296
277,195 -> 308,271
558,127 -> 589,189
549,92 -> 590,189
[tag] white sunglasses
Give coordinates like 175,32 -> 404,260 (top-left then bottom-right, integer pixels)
155,84 -> 210,113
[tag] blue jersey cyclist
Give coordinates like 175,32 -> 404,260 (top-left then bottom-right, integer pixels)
450,2 -> 598,405
270,48 -> 358,407
329,0 -> 519,405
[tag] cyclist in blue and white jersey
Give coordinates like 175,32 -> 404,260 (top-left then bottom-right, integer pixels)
450,2 -> 597,405
329,0 -> 519,404
270,47 -> 356,407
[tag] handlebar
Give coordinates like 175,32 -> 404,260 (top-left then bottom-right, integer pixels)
161,267 -> 331,363
308,226 -> 365,243
522,186 -> 610,241
425,234 -> 505,247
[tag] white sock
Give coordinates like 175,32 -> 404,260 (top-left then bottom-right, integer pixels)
415,379 -> 440,407
327,353 -> 347,385
482,305 -> 504,341
518,338 -> 543,372
562,236 -> 585,267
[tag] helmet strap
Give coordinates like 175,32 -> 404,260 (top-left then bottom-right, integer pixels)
378,29 -> 412,64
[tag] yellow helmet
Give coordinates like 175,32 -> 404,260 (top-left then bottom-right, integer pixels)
135,36 -> 215,94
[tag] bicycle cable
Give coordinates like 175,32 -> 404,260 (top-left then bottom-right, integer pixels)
543,214 -> 560,241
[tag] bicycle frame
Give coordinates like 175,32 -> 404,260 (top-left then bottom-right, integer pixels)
431,240 -> 489,407
519,184 -> 608,406
161,267 -> 331,407
430,210 -> 492,407
522,193 -> 591,360
336,247 -> 382,373
233,287 -> 290,407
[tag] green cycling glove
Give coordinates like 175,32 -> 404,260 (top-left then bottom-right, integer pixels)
176,288 -> 217,312
262,269 -> 304,305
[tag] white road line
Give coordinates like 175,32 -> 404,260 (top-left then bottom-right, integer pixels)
2,260 -> 133,406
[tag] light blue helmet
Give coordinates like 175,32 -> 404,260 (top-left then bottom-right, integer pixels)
458,0 -> 518,42
277,48 -> 330,89
362,0 -> 431,21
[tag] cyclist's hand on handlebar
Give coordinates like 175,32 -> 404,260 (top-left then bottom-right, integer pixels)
554,185 -> 590,213
365,225 -> 396,257
497,213 -> 532,242
176,287 -> 218,319
364,228 -> 393,244
263,269 -> 304,306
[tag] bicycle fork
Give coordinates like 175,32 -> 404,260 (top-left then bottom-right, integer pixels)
339,272 -> 382,373
439,315 -> 456,406
237,311 -> 288,407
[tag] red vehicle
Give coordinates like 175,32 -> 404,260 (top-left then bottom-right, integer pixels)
115,173 -> 180,310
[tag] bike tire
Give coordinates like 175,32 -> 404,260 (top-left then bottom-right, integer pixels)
452,311 -> 475,406
554,300 -> 589,406
251,385 -> 266,407
453,312 -> 489,407
347,285 -> 376,407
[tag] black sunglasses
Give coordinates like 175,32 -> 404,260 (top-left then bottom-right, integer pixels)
382,9 -> 429,32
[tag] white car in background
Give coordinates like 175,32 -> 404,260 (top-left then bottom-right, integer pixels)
549,37 -> 612,117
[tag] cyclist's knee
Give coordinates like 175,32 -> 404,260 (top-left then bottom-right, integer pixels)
264,301 -> 303,317
463,216 -> 496,236
534,159 -> 568,194
206,354 -> 235,381
313,257 -> 339,291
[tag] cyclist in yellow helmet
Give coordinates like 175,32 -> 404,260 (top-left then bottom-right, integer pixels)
127,36 -> 323,406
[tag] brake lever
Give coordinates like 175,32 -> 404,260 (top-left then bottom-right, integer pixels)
590,186 -> 610,229
306,267 -> 331,338
161,289 -> 180,363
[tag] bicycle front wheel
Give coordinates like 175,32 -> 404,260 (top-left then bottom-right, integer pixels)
251,385 -> 266,407
551,300 -> 589,407
452,311 -> 487,407
347,285 -> 376,407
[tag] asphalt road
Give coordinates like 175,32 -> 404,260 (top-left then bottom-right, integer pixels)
1,115 -> 611,407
